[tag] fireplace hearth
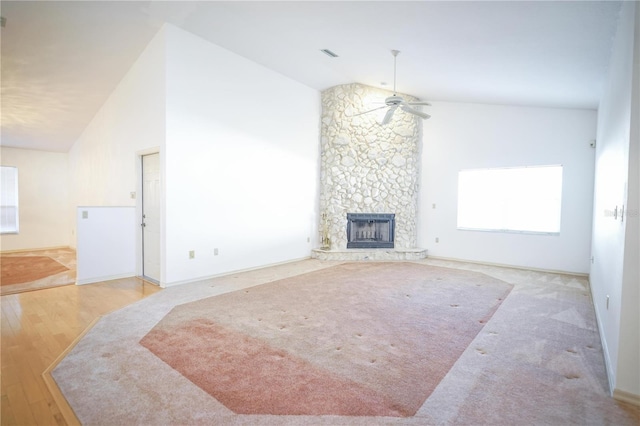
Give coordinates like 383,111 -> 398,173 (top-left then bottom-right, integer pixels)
347,213 -> 395,249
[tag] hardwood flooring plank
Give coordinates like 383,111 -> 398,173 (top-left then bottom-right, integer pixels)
0,302 -> 21,338
29,399 -> 56,426
1,363 -> 20,391
8,348 -> 46,405
0,394 -> 17,426
5,383 -> 37,425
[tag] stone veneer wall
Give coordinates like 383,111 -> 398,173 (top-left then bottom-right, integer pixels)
319,83 -> 423,250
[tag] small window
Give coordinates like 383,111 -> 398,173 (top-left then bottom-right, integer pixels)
1,166 -> 19,234
457,165 -> 562,234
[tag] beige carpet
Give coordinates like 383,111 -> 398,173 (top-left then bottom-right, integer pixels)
140,262 -> 512,417
0,248 -> 76,295
50,259 -> 640,425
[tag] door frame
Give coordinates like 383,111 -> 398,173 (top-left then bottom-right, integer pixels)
136,148 -> 163,286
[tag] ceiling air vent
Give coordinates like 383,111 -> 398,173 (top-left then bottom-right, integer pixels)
320,49 -> 339,58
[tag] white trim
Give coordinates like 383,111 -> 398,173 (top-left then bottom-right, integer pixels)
135,147 -> 161,157
457,227 -> 560,237
1,245 -> 72,254
591,287 -> 615,396
135,148 -> 162,285
161,256 -> 312,288
613,389 -> 640,407
76,272 -> 135,286
426,255 -> 589,278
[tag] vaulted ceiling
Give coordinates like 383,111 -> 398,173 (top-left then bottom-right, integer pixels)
0,1 -> 622,152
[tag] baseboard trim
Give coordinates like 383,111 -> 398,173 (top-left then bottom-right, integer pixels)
76,272 -> 136,285
591,295 -> 616,395
162,256 -> 313,288
426,255 -> 589,278
1,245 -> 72,254
613,389 -> 640,407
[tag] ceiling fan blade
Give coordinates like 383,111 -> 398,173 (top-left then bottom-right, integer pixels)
401,104 -> 431,119
407,101 -> 431,106
381,107 -> 397,125
353,105 -> 387,117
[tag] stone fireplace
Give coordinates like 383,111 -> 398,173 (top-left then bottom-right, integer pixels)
312,83 -> 427,261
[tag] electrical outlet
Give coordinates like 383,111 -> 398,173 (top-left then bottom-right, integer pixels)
189,250 -> 195,259
82,211 -> 88,219
435,237 -> 439,243
214,248 -> 219,256
130,191 -> 136,199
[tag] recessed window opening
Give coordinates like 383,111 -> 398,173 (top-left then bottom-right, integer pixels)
1,166 -> 19,234
457,165 -> 562,235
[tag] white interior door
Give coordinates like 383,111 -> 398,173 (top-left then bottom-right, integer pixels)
142,153 -> 161,283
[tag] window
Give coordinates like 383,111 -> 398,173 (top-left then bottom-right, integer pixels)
457,165 -> 562,234
1,166 -> 19,234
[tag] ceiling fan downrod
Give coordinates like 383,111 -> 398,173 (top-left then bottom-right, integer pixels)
391,49 -> 400,95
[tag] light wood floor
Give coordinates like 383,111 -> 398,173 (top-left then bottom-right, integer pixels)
0,277 -> 161,425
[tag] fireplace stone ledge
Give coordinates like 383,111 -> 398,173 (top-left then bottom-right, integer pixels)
311,248 -> 428,261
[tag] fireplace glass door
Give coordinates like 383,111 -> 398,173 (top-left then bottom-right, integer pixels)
346,213 -> 395,249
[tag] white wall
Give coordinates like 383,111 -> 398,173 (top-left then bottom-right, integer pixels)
618,1 -> 640,400
591,0 -> 639,400
163,25 -> 320,286
0,147 -> 70,251
68,28 -> 166,247
76,207 -> 136,284
419,102 -> 596,274
66,24 -> 320,287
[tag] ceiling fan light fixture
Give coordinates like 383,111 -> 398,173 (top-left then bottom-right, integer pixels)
354,49 -> 431,124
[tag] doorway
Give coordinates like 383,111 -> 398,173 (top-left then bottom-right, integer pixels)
141,153 -> 161,283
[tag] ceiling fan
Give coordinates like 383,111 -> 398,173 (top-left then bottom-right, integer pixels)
356,50 -> 431,125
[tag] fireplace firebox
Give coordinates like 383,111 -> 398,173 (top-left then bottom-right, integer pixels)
346,213 -> 395,249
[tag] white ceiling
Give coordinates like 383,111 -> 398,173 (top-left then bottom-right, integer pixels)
0,1 -> 622,153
